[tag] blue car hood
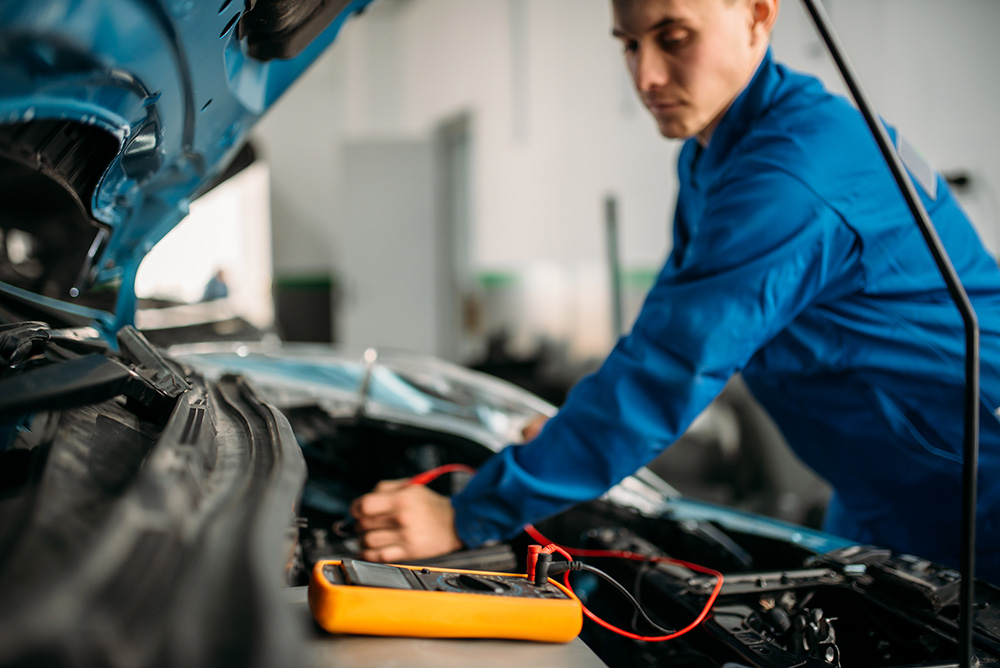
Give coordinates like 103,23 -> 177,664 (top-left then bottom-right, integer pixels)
0,0 -> 374,334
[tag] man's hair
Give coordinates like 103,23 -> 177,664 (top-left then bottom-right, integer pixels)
613,0 -> 744,7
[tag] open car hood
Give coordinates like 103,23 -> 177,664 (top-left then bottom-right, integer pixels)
0,0 -> 374,334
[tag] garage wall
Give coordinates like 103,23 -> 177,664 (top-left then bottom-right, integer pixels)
253,0 -> 1000,358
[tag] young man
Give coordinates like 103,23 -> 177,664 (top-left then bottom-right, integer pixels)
352,0 -> 1000,582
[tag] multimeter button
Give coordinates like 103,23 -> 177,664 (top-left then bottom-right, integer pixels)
456,574 -> 510,593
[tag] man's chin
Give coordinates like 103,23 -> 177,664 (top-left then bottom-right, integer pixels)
655,119 -> 697,140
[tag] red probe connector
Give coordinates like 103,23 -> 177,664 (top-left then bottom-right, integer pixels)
527,544 -> 544,582
408,464 -> 476,487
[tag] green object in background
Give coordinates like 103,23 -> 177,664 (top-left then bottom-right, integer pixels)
622,268 -> 658,292
476,268 -> 657,291
273,274 -> 337,343
477,271 -> 521,289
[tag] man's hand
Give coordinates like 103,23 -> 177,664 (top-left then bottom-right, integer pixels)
350,479 -> 463,562
522,414 -> 550,441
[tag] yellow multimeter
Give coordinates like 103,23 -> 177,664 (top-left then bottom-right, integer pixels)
308,559 -> 583,643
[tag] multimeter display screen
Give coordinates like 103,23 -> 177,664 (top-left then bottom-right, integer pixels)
346,561 -> 416,590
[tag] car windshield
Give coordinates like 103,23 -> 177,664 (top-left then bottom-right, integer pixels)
171,343 -> 555,449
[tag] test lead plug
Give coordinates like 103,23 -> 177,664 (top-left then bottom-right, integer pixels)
527,543 -> 584,586
527,544 -> 543,582
527,544 -> 561,586
534,552 -> 555,586
536,559 -> 584,586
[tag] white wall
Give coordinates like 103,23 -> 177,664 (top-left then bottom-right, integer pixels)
253,49 -> 349,275
338,139 -> 442,355
135,163 -> 274,328
253,0 -> 1000,359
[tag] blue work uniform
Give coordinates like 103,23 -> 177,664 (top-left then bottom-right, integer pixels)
453,48 -> 1000,582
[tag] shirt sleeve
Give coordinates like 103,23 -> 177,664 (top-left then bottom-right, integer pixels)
452,162 -> 863,547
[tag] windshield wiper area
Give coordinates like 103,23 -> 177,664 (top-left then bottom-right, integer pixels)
0,325 -> 189,423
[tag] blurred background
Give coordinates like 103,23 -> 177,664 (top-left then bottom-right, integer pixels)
134,0 -> 1000,528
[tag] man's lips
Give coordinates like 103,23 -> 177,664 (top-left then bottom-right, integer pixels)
645,100 -> 683,114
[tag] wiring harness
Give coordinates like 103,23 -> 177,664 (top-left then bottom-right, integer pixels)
409,464 -> 725,643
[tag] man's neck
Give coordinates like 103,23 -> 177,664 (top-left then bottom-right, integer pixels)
696,46 -> 769,147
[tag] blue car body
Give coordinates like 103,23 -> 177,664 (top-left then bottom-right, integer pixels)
0,0 -> 374,332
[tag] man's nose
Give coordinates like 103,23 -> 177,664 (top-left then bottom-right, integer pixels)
634,48 -> 668,92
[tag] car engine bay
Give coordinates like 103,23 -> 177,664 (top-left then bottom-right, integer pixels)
281,393 -> 1000,668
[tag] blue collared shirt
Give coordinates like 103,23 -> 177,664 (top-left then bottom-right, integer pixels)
453,49 -> 1000,580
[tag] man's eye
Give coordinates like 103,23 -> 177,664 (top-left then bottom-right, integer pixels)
658,33 -> 690,51
622,40 -> 638,54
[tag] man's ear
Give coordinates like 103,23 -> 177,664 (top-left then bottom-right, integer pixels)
750,0 -> 780,44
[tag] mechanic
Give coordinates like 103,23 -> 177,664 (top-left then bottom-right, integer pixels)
352,0 -> 1000,582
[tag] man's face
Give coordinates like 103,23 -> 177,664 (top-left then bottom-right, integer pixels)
613,0 -> 768,142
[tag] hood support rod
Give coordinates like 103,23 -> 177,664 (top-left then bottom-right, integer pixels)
800,2 -> 980,666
